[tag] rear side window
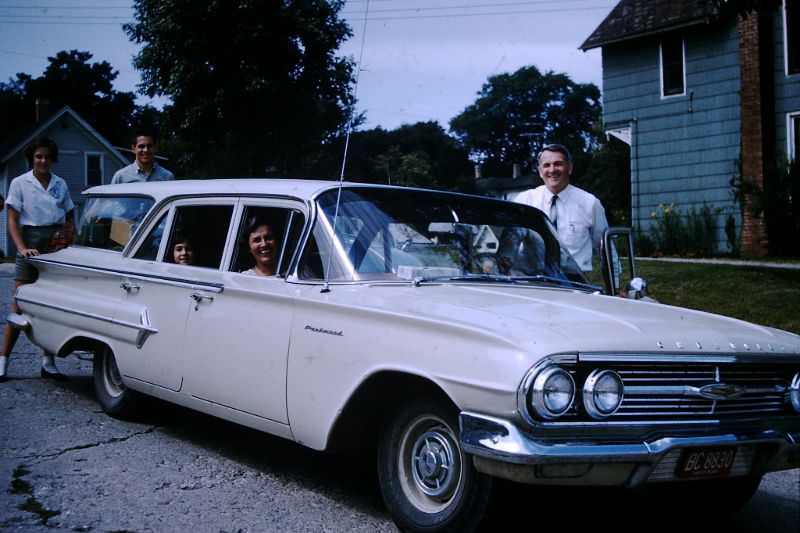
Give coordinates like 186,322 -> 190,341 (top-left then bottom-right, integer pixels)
75,197 -> 155,251
164,205 -> 234,269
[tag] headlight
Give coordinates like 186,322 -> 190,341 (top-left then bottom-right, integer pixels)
790,372 -> 800,413
530,366 -> 575,419
583,369 -> 624,419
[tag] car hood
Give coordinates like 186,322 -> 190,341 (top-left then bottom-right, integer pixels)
366,283 -> 800,356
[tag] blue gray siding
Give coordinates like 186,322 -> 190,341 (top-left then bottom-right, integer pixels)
602,21 -> 742,252
774,8 -> 800,160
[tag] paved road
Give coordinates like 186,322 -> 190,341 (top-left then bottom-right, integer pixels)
0,266 -> 798,532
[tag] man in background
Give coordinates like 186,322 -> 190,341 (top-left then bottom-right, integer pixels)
513,143 -> 608,273
111,130 -> 174,184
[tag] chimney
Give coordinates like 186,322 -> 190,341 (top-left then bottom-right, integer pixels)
474,164 -> 482,179
35,97 -> 50,122
512,163 -> 521,179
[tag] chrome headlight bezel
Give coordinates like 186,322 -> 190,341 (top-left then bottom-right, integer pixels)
528,365 -> 576,420
790,372 -> 800,413
582,369 -> 624,419
518,356 -> 578,425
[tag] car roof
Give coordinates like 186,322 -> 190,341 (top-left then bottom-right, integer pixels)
82,178 -> 521,209
83,178 -> 349,203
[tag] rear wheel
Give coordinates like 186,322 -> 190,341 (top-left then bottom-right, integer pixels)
93,346 -> 139,419
377,400 -> 491,532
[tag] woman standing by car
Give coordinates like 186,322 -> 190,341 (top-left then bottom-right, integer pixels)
0,137 -> 75,382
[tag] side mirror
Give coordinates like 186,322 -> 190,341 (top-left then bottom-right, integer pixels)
600,227 -> 651,300
626,276 -> 648,300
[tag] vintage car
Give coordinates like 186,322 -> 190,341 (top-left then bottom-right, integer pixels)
8,179 -> 800,532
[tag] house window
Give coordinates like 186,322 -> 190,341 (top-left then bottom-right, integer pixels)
789,112 -> 800,161
660,34 -> 685,97
86,153 -> 103,187
786,0 -> 799,75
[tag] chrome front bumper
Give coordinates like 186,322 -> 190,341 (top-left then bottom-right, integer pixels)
459,411 -> 800,486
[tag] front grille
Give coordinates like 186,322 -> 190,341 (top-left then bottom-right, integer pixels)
552,356 -> 799,424
614,363 -> 788,419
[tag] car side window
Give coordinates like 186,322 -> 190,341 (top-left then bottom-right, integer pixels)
230,206 -> 304,277
164,205 -> 234,269
133,213 -> 167,261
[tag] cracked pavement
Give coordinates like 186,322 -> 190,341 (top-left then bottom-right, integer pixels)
0,264 -> 797,532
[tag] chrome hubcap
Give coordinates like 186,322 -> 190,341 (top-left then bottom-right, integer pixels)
411,428 -> 459,499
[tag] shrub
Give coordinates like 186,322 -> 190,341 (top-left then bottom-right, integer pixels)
648,203 -> 719,256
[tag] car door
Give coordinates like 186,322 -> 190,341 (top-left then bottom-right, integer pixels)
114,199 -> 236,391
180,201 -> 306,424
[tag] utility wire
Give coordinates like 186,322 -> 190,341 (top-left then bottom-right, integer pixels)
342,0 -> 603,13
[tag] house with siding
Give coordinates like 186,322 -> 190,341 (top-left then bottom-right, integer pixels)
0,105 -> 128,257
581,0 -> 799,256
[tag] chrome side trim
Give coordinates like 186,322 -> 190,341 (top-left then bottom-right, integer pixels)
15,295 -> 158,335
579,352 -> 799,363
27,258 -> 224,293
459,411 -> 800,469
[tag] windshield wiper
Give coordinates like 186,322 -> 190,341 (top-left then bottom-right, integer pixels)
412,274 -> 515,286
508,275 -> 601,292
411,273 -> 599,292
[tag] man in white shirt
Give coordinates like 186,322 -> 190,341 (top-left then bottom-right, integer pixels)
111,131 -> 175,184
512,143 -> 609,272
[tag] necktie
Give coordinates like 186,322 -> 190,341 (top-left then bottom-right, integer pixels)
550,194 -> 558,228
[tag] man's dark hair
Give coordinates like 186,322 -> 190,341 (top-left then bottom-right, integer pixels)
537,143 -> 572,163
131,130 -> 158,146
24,137 -> 59,166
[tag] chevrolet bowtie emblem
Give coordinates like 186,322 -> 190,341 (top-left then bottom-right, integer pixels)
698,383 -> 746,400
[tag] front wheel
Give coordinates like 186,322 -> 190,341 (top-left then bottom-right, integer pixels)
377,400 -> 491,532
93,346 -> 139,419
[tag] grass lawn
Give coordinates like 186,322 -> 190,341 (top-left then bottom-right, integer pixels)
625,260 -> 800,335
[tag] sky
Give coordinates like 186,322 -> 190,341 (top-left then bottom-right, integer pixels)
0,0 -> 616,131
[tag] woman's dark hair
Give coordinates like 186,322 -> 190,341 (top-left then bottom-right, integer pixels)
24,137 -> 59,166
242,215 -> 274,243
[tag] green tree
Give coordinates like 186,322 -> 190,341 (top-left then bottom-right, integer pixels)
449,65 -> 601,177
125,0 -> 355,177
306,121 -> 472,191
0,50 -> 138,145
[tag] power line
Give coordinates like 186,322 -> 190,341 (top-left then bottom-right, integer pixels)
0,19 -> 124,24
0,14 -> 127,19
343,6 -> 613,21
342,0 -> 602,13
0,5 -> 129,9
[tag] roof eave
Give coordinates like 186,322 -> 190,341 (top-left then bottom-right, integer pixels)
581,16 -> 714,51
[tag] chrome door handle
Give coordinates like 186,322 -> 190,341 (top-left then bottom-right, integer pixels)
190,292 -> 214,310
120,281 -> 140,292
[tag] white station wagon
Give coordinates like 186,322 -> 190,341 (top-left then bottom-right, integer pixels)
9,179 -> 800,532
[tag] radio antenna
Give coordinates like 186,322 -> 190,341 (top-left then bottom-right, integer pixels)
322,0 -> 370,293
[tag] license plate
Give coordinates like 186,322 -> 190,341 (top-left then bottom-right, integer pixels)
675,447 -> 737,478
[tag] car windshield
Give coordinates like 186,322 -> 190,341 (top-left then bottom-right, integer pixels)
301,187 -> 588,287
